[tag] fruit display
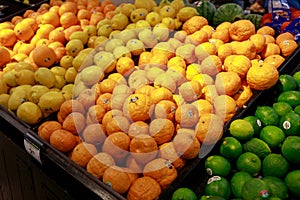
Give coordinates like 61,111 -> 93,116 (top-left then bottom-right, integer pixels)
172,70 -> 300,199
0,0 -> 299,199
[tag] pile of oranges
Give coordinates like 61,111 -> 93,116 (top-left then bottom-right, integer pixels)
0,0 -> 299,199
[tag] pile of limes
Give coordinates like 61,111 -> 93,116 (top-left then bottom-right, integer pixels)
171,71 -> 300,199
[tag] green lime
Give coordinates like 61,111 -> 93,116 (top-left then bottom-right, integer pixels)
241,178 -> 270,200
230,171 -> 252,198
229,119 -> 254,141
243,115 -> 263,136
205,176 -> 231,199
276,74 -> 297,92
199,195 -> 226,200
205,155 -> 231,177
171,188 -> 197,200
277,90 -> 300,107
285,170 -> 300,197
294,105 -> 300,115
219,137 -> 243,160
243,138 -> 271,159
259,125 -> 285,149
281,136 -> 300,164
279,111 -> 300,136
236,152 -> 261,176
262,176 -> 289,199
292,71 -> 300,88
272,101 -> 293,117
262,154 -> 289,178
255,106 -> 280,126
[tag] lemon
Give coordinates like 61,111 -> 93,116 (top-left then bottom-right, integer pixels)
229,119 -> 254,141
16,101 -> 42,125
145,11 -> 162,27
177,7 -> 199,22
262,154 -> 289,178
111,13 -> 129,31
160,5 -> 176,18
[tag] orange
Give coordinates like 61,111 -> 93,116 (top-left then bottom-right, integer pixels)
261,43 -> 281,58
116,56 -> 135,76
195,113 -> 224,144
105,115 -> 130,135
233,84 -> 253,108
102,131 -> 130,160
101,109 -> 123,129
99,78 -> 117,94
182,15 -> 208,34
123,93 -> 153,122
275,32 -> 295,45
257,26 -> 275,36
200,55 -> 222,76
191,73 -> 214,88
211,28 -> 230,43
130,134 -> 158,165
135,85 -> 155,96
249,33 -> 266,53
0,47 -> 11,67
103,4 -> 117,16
159,142 -> 186,170
154,100 -> 177,121
138,51 -> 153,67
62,112 -> 86,135
85,104 -> 106,125
215,71 -> 241,96
173,129 -> 200,159
200,25 -> 215,38
60,12 -> 79,29
264,54 -> 285,69
231,40 -> 257,60
217,43 -> 233,62
149,54 -> 169,70
63,25 -> 82,41
89,12 -> 105,26
70,142 -> 97,167
149,118 -> 175,145
58,1 -> 77,16
58,99 -> 85,121
150,87 -> 173,104
103,166 -> 131,194
209,38 -> 224,49
128,121 -> 149,139
0,29 -> 17,47
229,20 -> 255,41
14,22 -> 35,42
278,39 -> 298,57
186,30 -> 209,45
111,93 -> 129,110
87,152 -> 115,179
127,177 -> 161,200
41,11 -> 60,27
191,99 -> 213,116
38,121 -> 62,142
213,94 -> 237,122
77,9 -> 91,20
216,21 -> 232,31
224,55 -> 251,78
82,123 -> 106,145
95,92 -> 111,112
49,27 -> 66,44
175,103 -> 199,128
167,56 -> 186,70
49,129 -> 77,153
178,80 -> 202,102
36,24 -> 55,39
195,41 -> 217,62
32,46 -> 57,68
143,158 -> 177,190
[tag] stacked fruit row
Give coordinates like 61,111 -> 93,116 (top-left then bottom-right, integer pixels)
0,0 -> 299,199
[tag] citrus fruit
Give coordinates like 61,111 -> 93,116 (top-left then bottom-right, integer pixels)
219,137 -> 243,160
272,102 -> 293,117
277,90 -> 300,108
199,195 -> 226,200
262,154 -> 289,178
171,188 -> 197,200
205,176 -> 231,199
276,74 -> 297,92
294,105 -> 300,115
255,106 -> 280,126
281,136 -> 300,164
241,178 -> 270,200
284,170 -> 300,197
259,125 -> 286,149
229,119 -> 254,141
279,111 -> 300,136
293,71 -> 300,88
205,155 -> 232,177
262,176 -> 288,199
230,171 -> 252,198
236,152 -> 261,176
243,138 -> 271,159
243,115 -> 262,136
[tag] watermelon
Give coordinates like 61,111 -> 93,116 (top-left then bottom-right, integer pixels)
212,3 -> 244,27
196,1 -> 216,25
243,14 -> 263,30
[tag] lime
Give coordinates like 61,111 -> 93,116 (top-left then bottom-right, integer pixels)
243,138 -> 271,159
243,115 -> 262,136
219,137 -> 243,160
279,111 -> 300,136
236,152 -> 261,176
171,188 -> 197,200
241,178 -> 270,200
294,105 -> 300,115
262,154 -> 289,178
255,106 -> 280,126
276,74 -> 297,92
205,176 -> 231,199
205,155 -> 231,177
230,171 -> 252,198
281,136 -> 300,164
272,101 -> 293,117
229,119 -> 254,141
277,90 -> 300,107
199,195 -> 226,200
259,125 -> 285,149
285,170 -> 300,197
292,71 -> 300,88
262,176 -> 289,199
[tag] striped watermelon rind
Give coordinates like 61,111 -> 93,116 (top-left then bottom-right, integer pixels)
212,3 -> 244,27
243,13 -> 263,30
196,1 -> 216,25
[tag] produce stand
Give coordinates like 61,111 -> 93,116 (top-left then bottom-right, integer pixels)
0,0 -> 300,199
